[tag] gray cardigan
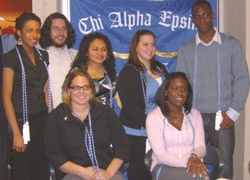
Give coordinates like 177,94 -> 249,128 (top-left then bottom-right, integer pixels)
176,32 -> 249,120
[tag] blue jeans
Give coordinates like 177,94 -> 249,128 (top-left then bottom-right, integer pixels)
201,113 -> 235,179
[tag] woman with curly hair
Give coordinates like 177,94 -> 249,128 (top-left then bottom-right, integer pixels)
71,32 -> 117,109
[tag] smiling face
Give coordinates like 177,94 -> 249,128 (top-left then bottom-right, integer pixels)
165,77 -> 188,110
50,18 -> 68,48
68,75 -> 93,107
192,3 -> 214,35
17,20 -> 41,50
87,38 -> 108,66
136,34 -> 155,64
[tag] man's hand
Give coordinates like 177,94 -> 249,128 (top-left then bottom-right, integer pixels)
220,112 -> 234,130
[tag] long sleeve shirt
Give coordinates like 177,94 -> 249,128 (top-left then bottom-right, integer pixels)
146,107 -> 206,170
47,46 -> 77,108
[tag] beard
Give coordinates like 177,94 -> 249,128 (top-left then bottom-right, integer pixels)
52,36 -> 67,48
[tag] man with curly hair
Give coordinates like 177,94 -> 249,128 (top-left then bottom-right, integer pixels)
40,12 -> 78,108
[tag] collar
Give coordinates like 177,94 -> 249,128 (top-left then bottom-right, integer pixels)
47,45 -> 68,52
195,27 -> 221,46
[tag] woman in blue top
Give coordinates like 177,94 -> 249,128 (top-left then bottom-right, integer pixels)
118,29 -> 168,180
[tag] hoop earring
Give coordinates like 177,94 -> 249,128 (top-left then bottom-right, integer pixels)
17,37 -> 22,45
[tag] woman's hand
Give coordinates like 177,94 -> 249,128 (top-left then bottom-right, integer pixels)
13,134 -> 25,152
186,153 -> 209,180
90,169 -> 112,180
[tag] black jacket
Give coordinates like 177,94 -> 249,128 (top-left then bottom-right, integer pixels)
118,62 -> 168,129
45,101 -> 130,179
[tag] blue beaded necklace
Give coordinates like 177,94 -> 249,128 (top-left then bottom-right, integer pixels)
139,71 -> 149,114
72,104 -> 101,179
34,47 -> 52,112
139,67 -> 165,115
15,46 -> 52,144
193,43 -> 221,111
156,107 -> 196,180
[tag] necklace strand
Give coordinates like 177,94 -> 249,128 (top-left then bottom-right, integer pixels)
167,112 -> 183,124
15,46 -> 52,144
35,47 -> 52,112
156,107 -> 196,180
193,43 -> 221,111
72,104 -> 101,179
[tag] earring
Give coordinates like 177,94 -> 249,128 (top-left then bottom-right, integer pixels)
17,37 -> 22,45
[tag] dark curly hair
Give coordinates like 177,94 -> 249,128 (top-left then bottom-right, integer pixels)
16,12 -> 41,30
155,72 -> 193,117
39,12 -> 76,49
127,29 -> 168,76
71,32 -> 117,83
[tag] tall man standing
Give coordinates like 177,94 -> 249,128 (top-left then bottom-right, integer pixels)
176,1 -> 249,179
40,12 -> 77,108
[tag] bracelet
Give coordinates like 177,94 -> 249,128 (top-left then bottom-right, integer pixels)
190,153 -> 200,159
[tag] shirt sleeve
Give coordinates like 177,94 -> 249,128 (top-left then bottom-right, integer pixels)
176,45 -> 189,77
1,50 -> 19,71
229,38 -> 249,116
107,107 -> 130,162
44,110 -> 69,169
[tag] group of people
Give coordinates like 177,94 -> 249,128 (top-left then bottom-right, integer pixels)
0,0 -> 249,180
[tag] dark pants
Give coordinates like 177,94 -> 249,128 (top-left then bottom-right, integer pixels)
151,164 -> 205,180
62,171 -> 124,180
201,113 -> 235,179
11,111 -> 50,180
0,109 -> 8,180
127,135 -> 152,180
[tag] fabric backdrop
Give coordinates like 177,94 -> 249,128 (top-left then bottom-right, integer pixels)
69,0 -> 217,73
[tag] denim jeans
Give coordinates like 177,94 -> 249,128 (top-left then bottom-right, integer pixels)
201,113 -> 235,179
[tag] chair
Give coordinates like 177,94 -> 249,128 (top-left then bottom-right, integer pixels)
49,163 -> 56,180
144,148 -> 153,172
144,145 -> 224,180
203,145 -> 224,180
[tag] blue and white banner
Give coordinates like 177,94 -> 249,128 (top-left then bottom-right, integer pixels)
69,0 -> 217,73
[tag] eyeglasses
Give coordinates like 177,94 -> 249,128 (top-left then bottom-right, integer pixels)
70,85 -> 92,91
51,26 -> 68,33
